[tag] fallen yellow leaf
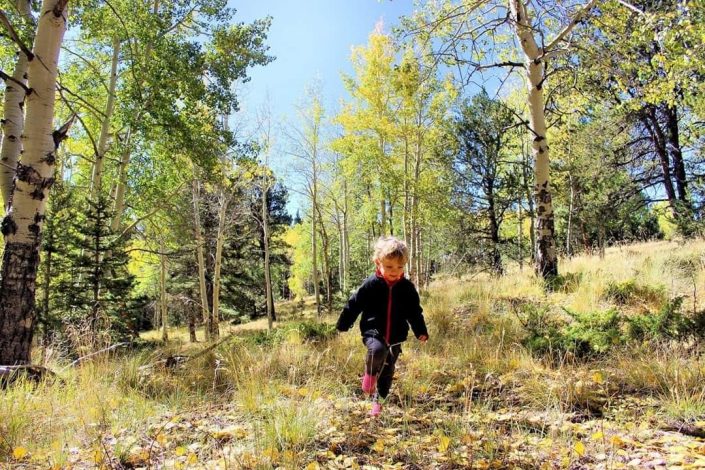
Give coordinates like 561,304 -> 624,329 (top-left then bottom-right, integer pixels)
591,431 -> 604,440
574,441 -> 585,457
12,447 -> 28,460
175,446 -> 187,457
438,434 -> 451,452
372,438 -> 385,453
610,435 -> 625,447
186,452 -> 198,465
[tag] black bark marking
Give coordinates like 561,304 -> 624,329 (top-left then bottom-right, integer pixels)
40,152 -> 56,165
28,222 -> 40,236
1,216 -> 18,236
29,187 -> 44,200
15,163 -> 41,184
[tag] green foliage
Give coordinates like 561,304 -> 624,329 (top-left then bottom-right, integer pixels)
625,297 -> 694,341
603,280 -> 667,307
522,296 -> 705,359
244,321 -> 337,347
561,307 -> 623,357
56,195 -> 141,342
544,272 -> 583,294
450,91 -> 523,274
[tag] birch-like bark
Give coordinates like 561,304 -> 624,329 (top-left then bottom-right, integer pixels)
517,200 -> 523,271
160,240 -> 168,342
0,0 -> 69,365
0,0 -> 35,210
510,0 -> 558,277
342,179 -> 350,293
90,36 -> 120,199
110,0 -> 159,229
262,184 -> 275,330
315,202 -> 332,314
192,179 -> 210,341
311,178 -> 321,316
110,131 -> 131,231
521,140 -> 536,260
566,173 -> 574,257
210,191 -> 228,340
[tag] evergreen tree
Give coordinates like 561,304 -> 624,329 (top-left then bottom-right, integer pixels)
57,196 -> 138,345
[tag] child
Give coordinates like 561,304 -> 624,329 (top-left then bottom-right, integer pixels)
336,236 -> 429,417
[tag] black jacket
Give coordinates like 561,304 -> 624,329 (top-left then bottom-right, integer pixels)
336,274 -> 428,345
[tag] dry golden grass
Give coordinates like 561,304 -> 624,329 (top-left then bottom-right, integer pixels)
4,239 -> 705,467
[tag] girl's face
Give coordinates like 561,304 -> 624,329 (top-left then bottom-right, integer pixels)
376,256 -> 404,282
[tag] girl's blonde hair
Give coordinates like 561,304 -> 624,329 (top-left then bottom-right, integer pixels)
372,236 -> 409,264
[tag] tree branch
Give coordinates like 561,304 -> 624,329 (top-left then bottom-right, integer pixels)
544,0 -> 599,52
0,68 -> 30,94
0,9 -> 34,60
615,0 -> 646,15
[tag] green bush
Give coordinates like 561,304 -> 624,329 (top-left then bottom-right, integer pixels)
561,307 -> 622,357
517,304 -> 566,356
243,321 -> 336,346
522,296 -> 704,359
603,280 -> 666,307
544,272 -> 583,293
625,297 -> 693,341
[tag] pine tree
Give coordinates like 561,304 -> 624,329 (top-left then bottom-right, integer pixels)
57,195 -> 137,346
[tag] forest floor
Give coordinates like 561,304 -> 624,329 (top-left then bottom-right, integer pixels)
3,240 -> 705,469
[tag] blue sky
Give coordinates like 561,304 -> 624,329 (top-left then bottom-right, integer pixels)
229,0 -> 416,123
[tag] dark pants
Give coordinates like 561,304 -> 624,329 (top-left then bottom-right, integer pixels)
363,336 -> 401,399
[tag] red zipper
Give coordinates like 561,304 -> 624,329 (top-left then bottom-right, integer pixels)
385,285 -> 393,344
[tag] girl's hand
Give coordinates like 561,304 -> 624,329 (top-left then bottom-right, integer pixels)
418,335 -> 428,343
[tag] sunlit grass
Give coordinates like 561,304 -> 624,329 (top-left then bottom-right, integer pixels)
4,239 -> 705,466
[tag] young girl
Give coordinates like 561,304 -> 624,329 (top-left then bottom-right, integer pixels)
336,236 -> 429,417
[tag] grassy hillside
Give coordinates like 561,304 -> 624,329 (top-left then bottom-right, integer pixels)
2,240 -> 705,469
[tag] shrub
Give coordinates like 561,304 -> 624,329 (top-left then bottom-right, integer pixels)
560,307 -> 622,357
603,280 -> 666,308
544,272 -> 583,293
625,297 -> 693,341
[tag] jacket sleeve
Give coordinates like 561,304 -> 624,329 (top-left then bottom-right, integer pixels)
336,282 -> 367,332
406,284 -> 429,339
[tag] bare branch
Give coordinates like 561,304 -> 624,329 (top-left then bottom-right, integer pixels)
544,0 -> 599,52
0,9 -> 34,60
57,81 -> 108,119
0,68 -> 30,94
615,0 -> 646,15
57,85 -> 100,157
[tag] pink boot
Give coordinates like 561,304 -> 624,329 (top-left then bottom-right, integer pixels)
369,401 -> 382,417
361,373 -> 377,395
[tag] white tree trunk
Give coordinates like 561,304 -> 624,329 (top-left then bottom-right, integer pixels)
211,190 -> 228,340
262,183 -> 275,330
111,130 -> 131,231
509,0 -> 558,277
0,0 -> 35,210
311,178 -> 321,315
90,36 -> 120,199
0,0 -> 69,365
191,179 -> 210,341
160,239 -> 168,342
